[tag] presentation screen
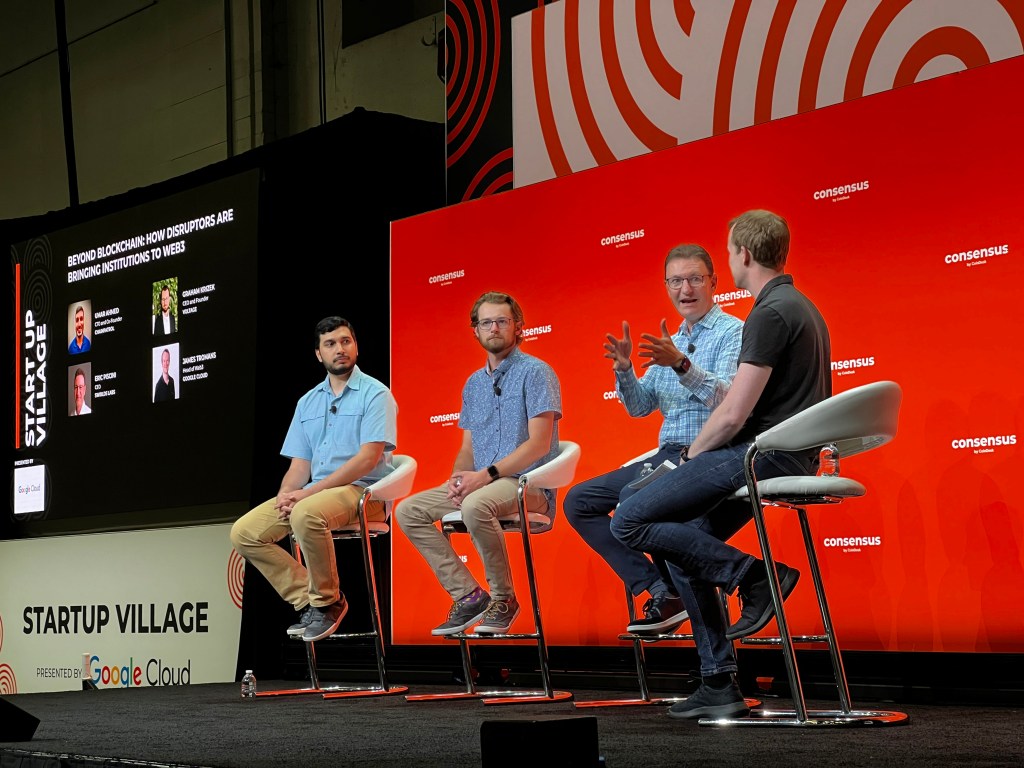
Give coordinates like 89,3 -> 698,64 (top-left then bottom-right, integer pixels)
8,170 -> 259,536
390,58 -> 1023,653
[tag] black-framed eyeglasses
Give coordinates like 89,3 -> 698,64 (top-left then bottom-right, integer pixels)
665,274 -> 709,289
474,317 -> 514,331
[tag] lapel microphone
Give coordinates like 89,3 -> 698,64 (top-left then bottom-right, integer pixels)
687,343 -> 696,353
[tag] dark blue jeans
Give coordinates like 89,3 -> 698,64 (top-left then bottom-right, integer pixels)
611,442 -> 814,677
562,445 -> 685,596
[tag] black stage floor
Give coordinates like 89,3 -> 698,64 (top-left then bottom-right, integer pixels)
1,681 -> 1022,768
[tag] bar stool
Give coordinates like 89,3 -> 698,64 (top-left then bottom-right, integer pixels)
569,448 -> 760,710
257,454 -> 418,699
702,381 -> 909,727
405,441 -> 581,705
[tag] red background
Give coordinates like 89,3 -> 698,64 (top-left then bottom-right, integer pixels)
390,57 -> 1023,653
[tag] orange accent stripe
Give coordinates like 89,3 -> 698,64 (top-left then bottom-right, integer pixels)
565,0 -> 617,166
532,3 -> 572,178
446,0 -> 474,123
754,0 -> 797,125
846,0 -> 912,101
480,171 -> 514,198
462,147 -> 513,201
894,27 -> 990,88
713,0 -> 751,136
997,0 -> 1024,41
599,0 -> 675,151
447,0 -> 487,144
445,13 -> 460,100
448,0 -> 501,168
798,0 -> 844,114
637,0 -> 683,97
674,0 -> 695,35
14,263 -> 21,449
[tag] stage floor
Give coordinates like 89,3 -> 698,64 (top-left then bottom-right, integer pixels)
1,681 -> 1022,768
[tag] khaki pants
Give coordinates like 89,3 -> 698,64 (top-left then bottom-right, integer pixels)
230,485 -> 385,609
394,478 -> 548,603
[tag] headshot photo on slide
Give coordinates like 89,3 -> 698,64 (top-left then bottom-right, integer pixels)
153,343 -> 180,403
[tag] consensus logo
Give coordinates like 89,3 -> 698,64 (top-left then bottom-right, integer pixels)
831,356 -> 875,376
603,390 -> 620,401
429,412 -> 460,425
943,244 -> 1008,265
714,289 -> 752,305
813,180 -> 869,202
427,269 -> 465,285
600,229 -> 644,247
823,535 -> 881,548
951,434 -> 1016,452
521,324 -> 552,340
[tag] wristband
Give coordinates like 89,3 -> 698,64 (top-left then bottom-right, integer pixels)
486,465 -> 500,481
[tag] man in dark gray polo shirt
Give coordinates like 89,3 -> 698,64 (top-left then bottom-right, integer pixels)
396,291 -> 562,636
612,210 -> 831,720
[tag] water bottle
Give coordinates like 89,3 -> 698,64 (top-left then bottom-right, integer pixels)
241,669 -> 257,699
818,443 -> 840,476
639,462 -> 654,479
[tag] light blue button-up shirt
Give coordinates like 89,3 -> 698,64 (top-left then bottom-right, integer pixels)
281,365 -> 397,487
615,303 -> 742,447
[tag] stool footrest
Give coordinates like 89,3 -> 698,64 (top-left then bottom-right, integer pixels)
617,631 -> 696,643
446,631 -> 541,641
739,634 -> 827,645
700,708 -> 910,727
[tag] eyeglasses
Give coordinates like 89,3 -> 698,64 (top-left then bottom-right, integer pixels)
665,274 -> 710,289
475,317 -> 514,331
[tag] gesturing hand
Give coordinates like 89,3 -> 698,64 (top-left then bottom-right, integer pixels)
603,321 -> 633,372
638,319 -> 685,370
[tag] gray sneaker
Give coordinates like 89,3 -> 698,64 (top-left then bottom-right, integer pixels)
432,587 -> 490,636
287,604 -> 317,636
667,679 -> 749,720
301,596 -> 349,642
475,597 -> 520,634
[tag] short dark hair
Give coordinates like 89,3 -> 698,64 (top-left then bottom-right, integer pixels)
74,367 -> 86,383
74,305 -> 85,318
729,210 -> 790,270
664,244 -> 714,275
314,316 -> 356,348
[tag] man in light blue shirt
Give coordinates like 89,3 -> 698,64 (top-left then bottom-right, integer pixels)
564,244 -> 742,635
230,316 -> 397,643
396,291 -> 562,636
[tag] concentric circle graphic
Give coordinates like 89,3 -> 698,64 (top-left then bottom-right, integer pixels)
0,663 -> 17,695
227,549 -> 245,609
516,0 -> 1024,185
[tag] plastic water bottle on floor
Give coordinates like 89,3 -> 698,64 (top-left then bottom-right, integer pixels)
241,669 -> 257,699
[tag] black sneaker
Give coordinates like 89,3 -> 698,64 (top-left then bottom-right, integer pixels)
626,594 -> 689,634
286,604 -> 317,637
432,587 -> 491,636
667,680 -> 750,720
301,596 -> 349,642
725,561 -> 800,640
475,597 -> 521,634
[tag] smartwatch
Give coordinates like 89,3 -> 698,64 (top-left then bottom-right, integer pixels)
679,445 -> 690,463
673,356 -> 691,374
486,465 -> 500,481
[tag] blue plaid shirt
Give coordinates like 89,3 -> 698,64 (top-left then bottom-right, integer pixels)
615,304 -> 743,447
